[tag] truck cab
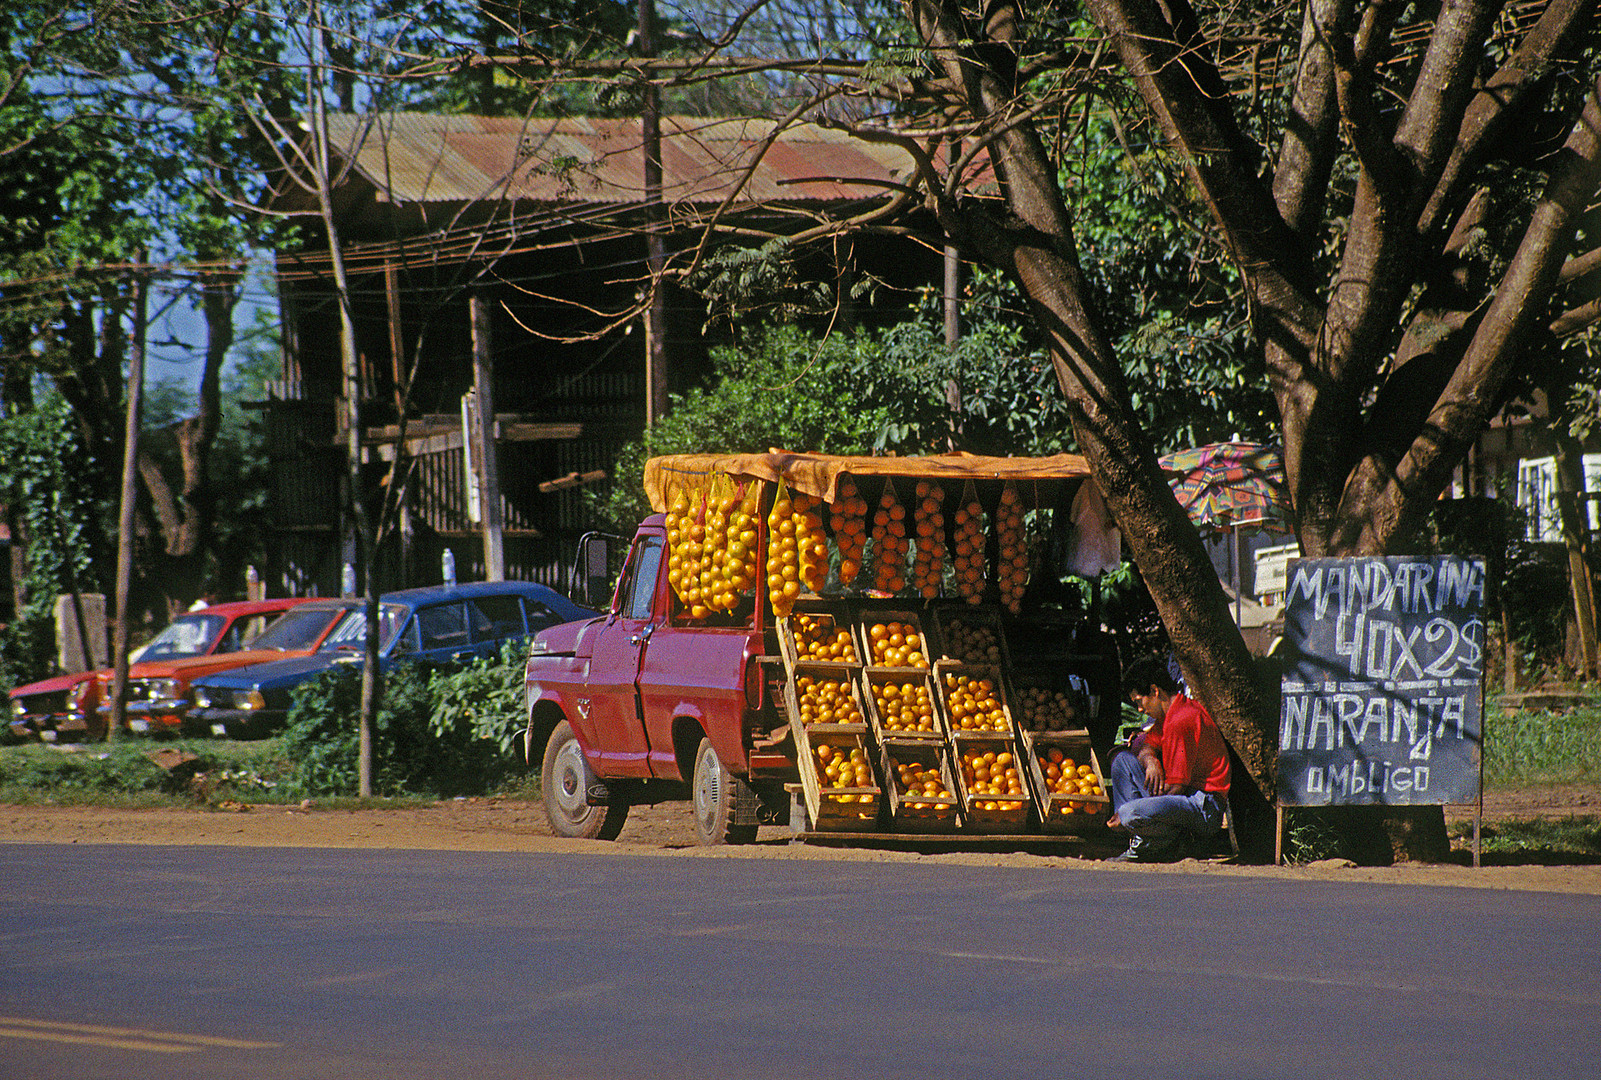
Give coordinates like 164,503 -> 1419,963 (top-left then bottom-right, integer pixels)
524,516 -> 790,845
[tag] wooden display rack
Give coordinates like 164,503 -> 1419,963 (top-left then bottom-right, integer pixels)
1022,731 -> 1110,833
879,738 -> 961,832
862,667 -> 946,742
933,660 -> 1018,739
950,734 -> 1034,833
928,602 -> 1011,669
793,726 -> 882,831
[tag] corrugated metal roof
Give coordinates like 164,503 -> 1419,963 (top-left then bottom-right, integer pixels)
321,114 -> 920,208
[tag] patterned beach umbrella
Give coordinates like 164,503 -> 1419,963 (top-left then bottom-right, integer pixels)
1157,442 -> 1289,531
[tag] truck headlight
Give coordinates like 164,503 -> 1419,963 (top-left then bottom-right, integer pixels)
234,690 -> 267,711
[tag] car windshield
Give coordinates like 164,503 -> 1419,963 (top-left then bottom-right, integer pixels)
136,614 -> 226,661
249,607 -> 342,651
317,605 -> 407,653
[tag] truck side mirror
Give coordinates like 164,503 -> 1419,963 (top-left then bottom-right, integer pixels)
572,531 -> 628,611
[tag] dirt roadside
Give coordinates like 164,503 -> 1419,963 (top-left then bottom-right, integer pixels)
4,787 -> 1599,895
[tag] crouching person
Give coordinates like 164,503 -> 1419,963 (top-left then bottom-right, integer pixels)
1106,656 -> 1231,862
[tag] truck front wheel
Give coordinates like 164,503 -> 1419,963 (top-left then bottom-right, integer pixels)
541,720 -> 629,840
692,738 -> 757,846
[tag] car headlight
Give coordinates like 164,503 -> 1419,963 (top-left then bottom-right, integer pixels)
234,690 -> 267,710
194,687 -> 216,709
9,699 -> 23,719
131,678 -> 182,702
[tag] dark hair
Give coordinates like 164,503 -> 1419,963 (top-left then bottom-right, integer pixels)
1125,656 -> 1180,696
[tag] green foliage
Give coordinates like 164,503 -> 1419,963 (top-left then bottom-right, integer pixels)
430,642 -> 529,759
0,395 -> 101,688
279,657 -> 520,798
587,324 -> 915,528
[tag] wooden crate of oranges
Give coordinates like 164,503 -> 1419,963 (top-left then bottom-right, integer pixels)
854,610 -> 934,671
881,740 -> 962,832
1010,666 -> 1093,737
795,729 -> 882,831
863,668 -> 946,742
1027,736 -> 1110,832
784,663 -> 869,733
930,603 -> 1010,669
934,662 -> 1018,740
952,736 -> 1034,832
778,607 -> 861,676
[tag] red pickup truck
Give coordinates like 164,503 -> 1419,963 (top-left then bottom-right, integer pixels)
522,451 -> 1109,848
523,515 -> 790,846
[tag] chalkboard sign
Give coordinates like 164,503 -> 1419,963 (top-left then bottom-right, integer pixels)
1277,556 -> 1486,806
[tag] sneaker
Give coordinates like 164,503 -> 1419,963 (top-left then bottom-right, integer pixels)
1104,836 -> 1180,863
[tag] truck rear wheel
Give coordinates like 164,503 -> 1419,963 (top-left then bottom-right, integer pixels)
692,737 -> 757,846
541,720 -> 628,840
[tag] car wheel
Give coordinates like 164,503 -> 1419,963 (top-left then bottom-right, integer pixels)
540,719 -> 628,840
692,737 -> 757,846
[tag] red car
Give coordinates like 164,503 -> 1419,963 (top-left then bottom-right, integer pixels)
6,598 -> 316,742
93,599 -> 356,737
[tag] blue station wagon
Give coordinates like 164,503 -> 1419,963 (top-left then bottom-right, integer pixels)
188,582 -> 596,737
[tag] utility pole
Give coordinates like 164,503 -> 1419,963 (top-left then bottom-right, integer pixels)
108,260 -> 148,742
470,293 -> 505,581
640,0 -> 668,427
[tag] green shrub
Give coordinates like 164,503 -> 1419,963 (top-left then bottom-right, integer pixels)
430,642 -> 527,758
279,656 -> 520,799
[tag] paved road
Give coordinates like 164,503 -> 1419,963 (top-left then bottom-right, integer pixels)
2,843 -> 1597,1080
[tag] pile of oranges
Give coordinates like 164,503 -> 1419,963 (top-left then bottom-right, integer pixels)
889,754 -> 955,812
789,613 -> 858,662
794,675 -> 864,726
941,618 -> 1002,664
1015,685 -> 1082,732
959,747 -> 1026,811
865,621 -> 928,668
1043,747 -> 1104,812
869,677 -> 939,735
869,485 -> 910,594
942,672 -> 1010,733
911,481 -> 947,600
995,483 -> 1028,613
816,744 -> 876,816
952,492 -> 987,604
830,479 -> 869,586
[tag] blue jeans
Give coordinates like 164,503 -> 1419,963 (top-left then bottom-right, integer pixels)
1108,749 -> 1225,852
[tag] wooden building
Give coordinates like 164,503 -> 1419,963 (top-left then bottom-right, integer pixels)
262,114 -> 944,597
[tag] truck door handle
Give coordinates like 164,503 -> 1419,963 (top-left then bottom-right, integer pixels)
630,625 -> 654,646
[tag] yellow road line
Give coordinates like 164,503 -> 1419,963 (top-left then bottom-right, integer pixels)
0,1017 -> 280,1053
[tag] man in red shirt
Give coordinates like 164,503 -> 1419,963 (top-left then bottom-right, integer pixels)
1106,656 -> 1232,862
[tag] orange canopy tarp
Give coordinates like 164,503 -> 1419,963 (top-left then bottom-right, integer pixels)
643,451 -> 1093,512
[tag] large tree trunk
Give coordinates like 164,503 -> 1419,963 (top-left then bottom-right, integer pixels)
907,0 -> 1280,832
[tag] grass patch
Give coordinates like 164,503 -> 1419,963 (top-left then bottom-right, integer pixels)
1483,698 -> 1601,786
1450,815 -> 1601,865
0,738 -> 297,807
